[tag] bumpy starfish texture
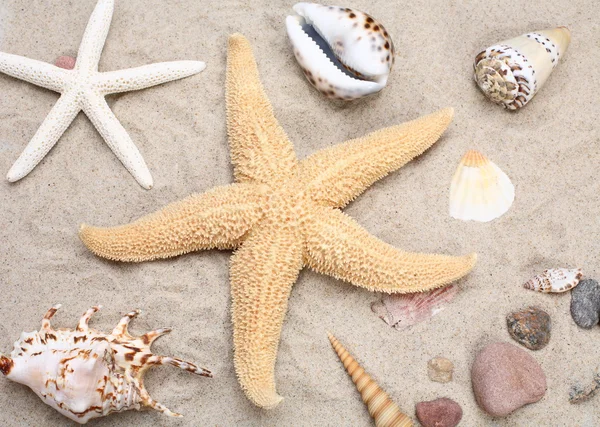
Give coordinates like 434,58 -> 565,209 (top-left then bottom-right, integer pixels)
80,34 -> 476,409
0,0 -> 205,189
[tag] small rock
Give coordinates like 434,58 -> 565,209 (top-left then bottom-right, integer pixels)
570,279 -> 600,329
428,357 -> 454,383
416,398 -> 462,427
569,372 -> 600,404
506,306 -> 551,350
471,342 -> 546,417
55,55 -> 76,70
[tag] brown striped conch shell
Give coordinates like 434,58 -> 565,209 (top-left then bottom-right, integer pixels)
328,333 -> 413,427
474,27 -> 570,109
523,268 -> 583,293
0,305 -> 211,424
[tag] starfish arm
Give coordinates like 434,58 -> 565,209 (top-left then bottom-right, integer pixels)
226,34 -> 298,184
0,52 -> 69,92
95,61 -> 206,94
79,183 -> 267,261
75,0 -> 114,71
81,93 -> 153,189
304,207 -> 477,293
299,108 -> 454,208
231,219 -> 303,409
7,93 -> 80,182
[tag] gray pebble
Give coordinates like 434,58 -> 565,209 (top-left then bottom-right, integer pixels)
570,279 -> 600,329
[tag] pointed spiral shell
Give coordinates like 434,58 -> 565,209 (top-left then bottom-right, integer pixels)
328,333 -> 413,427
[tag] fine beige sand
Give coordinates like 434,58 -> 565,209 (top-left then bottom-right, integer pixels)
0,0 -> 599,425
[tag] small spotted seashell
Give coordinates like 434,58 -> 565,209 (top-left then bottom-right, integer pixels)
474,27 -> 570,110
523,268 -> 583,293
286,3 -> 394,100
0,305 -> 211,424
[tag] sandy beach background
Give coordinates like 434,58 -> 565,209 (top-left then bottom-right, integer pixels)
0,0 -> 599,425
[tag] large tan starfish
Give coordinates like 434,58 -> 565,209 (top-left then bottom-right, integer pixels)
80,34 -> 476,409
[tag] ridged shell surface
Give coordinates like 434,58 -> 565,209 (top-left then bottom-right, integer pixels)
328,333 -> 413,427
449,150 -> 514,222
474,27 -> 570,109
286,3 -> 394,100
371,285 -> 458,330
523,268 -> 583,293
0,306 -> 211,424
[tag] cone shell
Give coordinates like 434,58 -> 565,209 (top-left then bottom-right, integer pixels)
286,3 -> 394,100
328,334 -> 413,427
523,268 -> 583,293
449,150 -> 514,222
474,27 -> 571,109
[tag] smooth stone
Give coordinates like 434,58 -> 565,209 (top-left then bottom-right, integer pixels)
471,342 -> 546,417
570,279 -> 600,329
416,398 -> 462,427
55,55 -> 76,70
506,306 -> 551,350
428,357 -> 454,383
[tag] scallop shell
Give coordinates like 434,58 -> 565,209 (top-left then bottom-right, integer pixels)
474,27 -> 571,109
523,268 -> 583,293
286,3 -> 394,100
0,305 -> 211,424
449,150 -> 514,222
328,334 -> 413,427
371,285 -> 458,330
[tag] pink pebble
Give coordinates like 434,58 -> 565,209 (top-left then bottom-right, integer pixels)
55,56 -> 76,70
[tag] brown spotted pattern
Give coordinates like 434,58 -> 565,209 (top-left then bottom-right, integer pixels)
288,3 -> 395,100
332,7 -> 395,75
526,33 -> 560,66
0,306 -> 211,424
523,268 -> 583,293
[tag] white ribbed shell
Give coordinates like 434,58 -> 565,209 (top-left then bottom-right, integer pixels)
449,150 -> 514,222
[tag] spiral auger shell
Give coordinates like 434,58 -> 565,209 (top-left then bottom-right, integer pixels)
328,333 -> 413,427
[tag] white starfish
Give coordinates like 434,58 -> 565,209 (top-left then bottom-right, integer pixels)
0,0 -> 206,189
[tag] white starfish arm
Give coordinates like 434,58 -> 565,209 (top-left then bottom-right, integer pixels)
7,93 -> 80,182
81,93 -> 153,189
96,61 -> 206,94
0,52 -> 69,92
76,0 -> 114,71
